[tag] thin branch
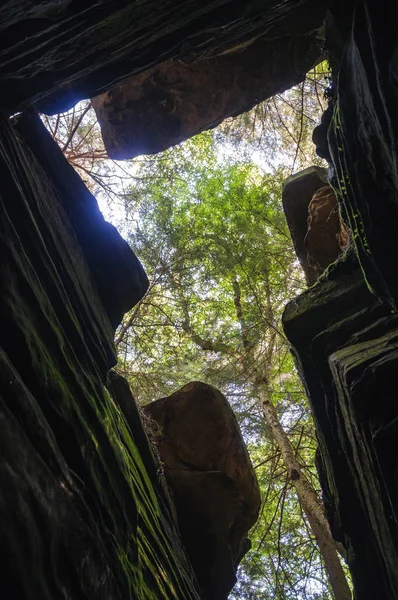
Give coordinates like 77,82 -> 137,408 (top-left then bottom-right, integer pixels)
291,80 -> 305,173
62,102 -> 92,153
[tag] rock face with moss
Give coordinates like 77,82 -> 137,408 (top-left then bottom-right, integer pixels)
0,112 -> 201,600
326,0 -> 398,308
0,104 -> 260,599
3,0 -> 398,599
0,1 -> 334,597
283,253 -> 398,599
282,2 -> 398,598
143,382 -> 261,600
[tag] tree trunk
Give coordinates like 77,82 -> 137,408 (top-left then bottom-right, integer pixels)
171,275 -> 351,598
257,384 -> 351,600
306,511 -> 352,600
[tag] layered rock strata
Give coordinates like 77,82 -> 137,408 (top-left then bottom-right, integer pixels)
0,0 -> 329,116
0,112 -> 201,600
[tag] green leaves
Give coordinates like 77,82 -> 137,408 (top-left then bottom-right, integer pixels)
44,64 -> 344,598
114,131 -> 338,598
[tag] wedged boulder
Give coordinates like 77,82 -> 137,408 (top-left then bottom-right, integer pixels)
283,167 -> 348,285
283,166 -> 327,284
92,4 -> 326,159
142,381 -> 261,600
305,185 -> 349,279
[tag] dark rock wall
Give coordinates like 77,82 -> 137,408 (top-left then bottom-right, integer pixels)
3,0 -> 398,599
0,113 -> 201,600
0,0 -> 329,115
328,0 -> 398,308
283,255 -> 398,599
283,1 -> 398,598
143,382 -> 261,600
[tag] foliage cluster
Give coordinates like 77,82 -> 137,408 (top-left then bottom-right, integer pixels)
44,62 -> 351,599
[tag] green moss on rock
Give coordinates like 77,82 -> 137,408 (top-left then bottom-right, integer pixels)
0,115 -> 200,600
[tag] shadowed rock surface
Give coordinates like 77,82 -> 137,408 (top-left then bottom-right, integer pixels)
327,0 -> 398,309
283,252 -> 398,600
2,0 -> 398,599
0,0 -> 329,116
283,168 -> 348,285
0,112 -> 201,600
143,382 -> 261,600
282,3 -> 398,599
283,166 -> 328,284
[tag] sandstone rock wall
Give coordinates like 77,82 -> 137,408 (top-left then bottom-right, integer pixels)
0,0 -> 330,116
283,253 -> 398,599
3,1 -> 398,599
0,112 -> 201,600
283,2 -> 398,598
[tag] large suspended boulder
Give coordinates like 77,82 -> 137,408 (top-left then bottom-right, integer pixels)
92,0 -> 327,159
142,382 -> 261,600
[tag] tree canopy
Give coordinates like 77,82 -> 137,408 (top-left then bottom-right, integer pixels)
44,62 -> 351,599
114,132 -> 349,599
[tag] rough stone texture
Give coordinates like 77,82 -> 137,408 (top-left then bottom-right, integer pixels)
92,7 -> 326,159
305,185 -> 349,280
284,4 -> 398,598
15,112 -> 148,329
3,1 -> 398,599
0,0 -> 329,116
107,370 -> 179,523
282,2 -> 398,598
142,382 -> 261,600
327,0 -> 398,309
283,170 -> 349,285
283,253 -> 398,600
283,166 -> 329,285
0,113 -> 201,600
